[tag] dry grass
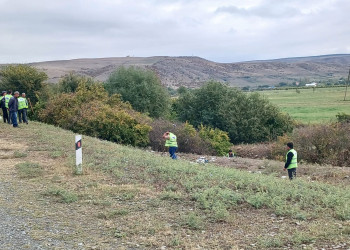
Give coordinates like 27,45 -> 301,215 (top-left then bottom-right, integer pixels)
0,121 -> 350,249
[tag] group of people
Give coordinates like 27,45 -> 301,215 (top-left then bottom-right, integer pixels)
162,131 -> 298,180
0,90 -> 29,127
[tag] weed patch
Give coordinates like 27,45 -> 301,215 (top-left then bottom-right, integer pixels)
13,151 -> 28,158
181,212 -> 204,230
50,151 -> 64,159
15,162 -> 43,178
44,187 -> 78,203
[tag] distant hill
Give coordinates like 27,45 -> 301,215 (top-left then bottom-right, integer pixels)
5,54 -> 350,88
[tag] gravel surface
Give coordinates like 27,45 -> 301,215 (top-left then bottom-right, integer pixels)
0,139 -> 81,250
0,181 -> 78,250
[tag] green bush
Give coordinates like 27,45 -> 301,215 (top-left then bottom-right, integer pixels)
57,73 -> 94,94
0,64 -> 48,105
336,112 -> 350,123
148,119 -> 214,155
38,82 -> 151,147
173,81 -> 293,144
198,125 -> 232,156
104,66 -> 171,118
149,119 -> 231,155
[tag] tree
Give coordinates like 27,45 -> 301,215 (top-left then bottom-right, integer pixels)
0,64 -> 48,105
173,81 -> 293,144
58,73 -> 95,94
104,66 -> 171,118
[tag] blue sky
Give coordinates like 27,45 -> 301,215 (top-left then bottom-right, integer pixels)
1,0 -> 349,63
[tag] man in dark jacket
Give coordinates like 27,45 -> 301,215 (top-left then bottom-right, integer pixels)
1,91 -> 9,123
284,142 -> 298,180
8,91 -> 19,127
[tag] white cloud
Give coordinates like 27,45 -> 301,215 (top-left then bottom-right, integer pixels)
0,0 -> 349,63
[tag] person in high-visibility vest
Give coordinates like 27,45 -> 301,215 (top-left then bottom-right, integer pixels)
18,93 -> 29,124
162,131 -> 178,159
1,91 -> 10,123
284,142 -> 297,180
4,90 -> 13,124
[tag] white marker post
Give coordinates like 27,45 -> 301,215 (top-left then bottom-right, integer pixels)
75,135 -> 82,174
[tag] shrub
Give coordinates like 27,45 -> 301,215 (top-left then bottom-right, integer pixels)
336,112 -> 350,123
267,123 -> 350,166
0,64 -> 48,105
291,123 -> 350,166
38,82 -> 151,147
173,81 -> 293,144
149,119 -> 213,155
198,125 -> 232,156
57,73 -> 94,94
149,119 -> 231,155
104,66 -> 171,118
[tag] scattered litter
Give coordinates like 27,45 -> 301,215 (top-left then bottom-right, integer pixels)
196,157 -> 209,164
281,176 -> 287,179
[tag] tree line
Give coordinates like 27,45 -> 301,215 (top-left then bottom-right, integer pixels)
0,65 -> 293,155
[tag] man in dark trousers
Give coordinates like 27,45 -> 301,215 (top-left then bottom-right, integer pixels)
18,93 -> 29,124
8,91 -> 20,127
1,91 -> 9,123
284,142 -> 297,180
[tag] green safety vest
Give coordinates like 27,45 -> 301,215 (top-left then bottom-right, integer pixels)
286,149 -> 298,169
18,97 -> 28,110
5,94 -> 12,108
165,132 -> 178,147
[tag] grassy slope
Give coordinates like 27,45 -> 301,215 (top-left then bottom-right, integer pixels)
262,87 -> 350,124
1,121 -> 350,248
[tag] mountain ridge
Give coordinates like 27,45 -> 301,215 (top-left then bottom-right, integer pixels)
2,54 -> 350,87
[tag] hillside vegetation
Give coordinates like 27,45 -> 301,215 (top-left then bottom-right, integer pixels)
1,54 -> 347,88
1,121 -> 349,249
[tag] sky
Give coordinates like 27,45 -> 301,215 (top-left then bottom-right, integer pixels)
0,0 -> 349,63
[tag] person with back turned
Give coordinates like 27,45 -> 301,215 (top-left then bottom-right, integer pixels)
284,142 -> 297,180
8,91 -> 19,128
162,131 -> 178,159
1,91 -> 9,123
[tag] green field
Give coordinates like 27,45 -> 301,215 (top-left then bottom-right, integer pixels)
261,87 -> 350,124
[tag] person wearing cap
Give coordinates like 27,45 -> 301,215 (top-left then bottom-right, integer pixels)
8,91 -> 20,127
162,131 -> 178,159
1,91 -> 10,123
284,142 -> 298,180
18,93 -> 29,124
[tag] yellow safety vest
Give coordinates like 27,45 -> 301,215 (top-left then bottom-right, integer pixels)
165,132 -> 178,147
5,94 -> 12,108
18,97 -> 27,110
286,149 -> 298,169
